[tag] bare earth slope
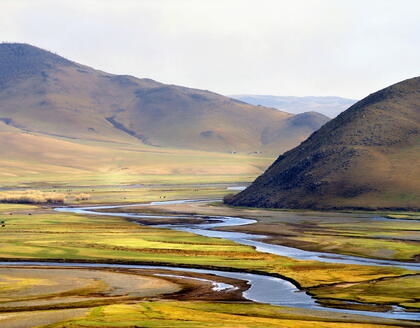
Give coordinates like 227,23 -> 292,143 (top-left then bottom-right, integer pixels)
0,43 -> 329,154
226,77 -> 420,210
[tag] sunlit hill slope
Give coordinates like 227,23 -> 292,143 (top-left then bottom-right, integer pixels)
0,43 -> 329,185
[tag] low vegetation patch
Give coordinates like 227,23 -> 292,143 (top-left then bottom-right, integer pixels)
0,190 -> 65,204
73,193 -> 91,201
45,301 -> 413,328
310,274 -> 420,310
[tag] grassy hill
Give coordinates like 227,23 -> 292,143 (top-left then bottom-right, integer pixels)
0,43 -> 333,185
226,77 -> 420,210
0,43 -> 329,154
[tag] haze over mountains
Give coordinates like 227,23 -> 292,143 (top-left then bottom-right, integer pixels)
0,43 -> 329,155
230,95 -> 357,117
226,77 -> 420,210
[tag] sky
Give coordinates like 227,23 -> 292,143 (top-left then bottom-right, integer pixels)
1,0 -> 419,99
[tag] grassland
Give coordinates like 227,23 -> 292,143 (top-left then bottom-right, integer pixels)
0,131 -> 272,188
0,196 -> 417,311
41,301 -> 418,328
0,267 -> 181,310
310,274 -> 420,310
155,201 -> 420,262
0,265 -> 416,327
384,213 -> 420,220
0,186 -> 419,327
45,184 -> 232,204
0,183 -> 236,206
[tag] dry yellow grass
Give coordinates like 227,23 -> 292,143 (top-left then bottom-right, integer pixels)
0,190 -> 65,204
73,193 -> 91,201
0,131 -> 273,186
46,301 -> 415,328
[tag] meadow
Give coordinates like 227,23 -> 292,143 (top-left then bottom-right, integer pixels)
0,186 -> 418,327
0,264 -> 416,328
42,301 -> 418,328
0,132 -> 272,188
0,193 -> 417,308
147,200 -> 420,263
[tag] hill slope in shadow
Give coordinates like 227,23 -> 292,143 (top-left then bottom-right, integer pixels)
226,77 -> 420,210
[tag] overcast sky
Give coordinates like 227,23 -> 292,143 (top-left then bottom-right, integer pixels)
1,0 -> 419,98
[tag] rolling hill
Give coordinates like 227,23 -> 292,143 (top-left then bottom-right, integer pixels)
226,77 -> 420,210
0,43 -> 329,155
230,95 -> 357,117
0,43 -> 332,185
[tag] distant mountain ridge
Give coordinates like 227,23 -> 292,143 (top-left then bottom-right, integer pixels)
226,77 -> 420,210
0,43 -> 330,155
230,95 -> 357,117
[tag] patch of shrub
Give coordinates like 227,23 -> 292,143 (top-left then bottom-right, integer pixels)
74,193 -> 91,201
0,190 -> 65,204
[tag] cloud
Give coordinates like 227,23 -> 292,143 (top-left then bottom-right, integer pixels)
1,0 -> 419,98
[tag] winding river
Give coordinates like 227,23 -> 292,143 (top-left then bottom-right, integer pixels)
2,199 -> 418,321
57,200 -> 420,271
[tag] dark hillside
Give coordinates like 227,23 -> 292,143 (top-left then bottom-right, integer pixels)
226,77 -> 420,210
0,43 -> 74,86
